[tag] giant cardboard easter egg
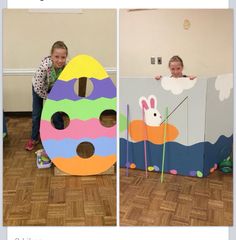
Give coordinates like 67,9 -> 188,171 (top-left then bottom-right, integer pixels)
40,55 -> 116,175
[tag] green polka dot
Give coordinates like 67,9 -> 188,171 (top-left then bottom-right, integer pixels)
197,171 -> 203,178
119,113 -> 127,133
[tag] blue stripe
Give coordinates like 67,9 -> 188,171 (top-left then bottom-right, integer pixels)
43,137 -> 116,158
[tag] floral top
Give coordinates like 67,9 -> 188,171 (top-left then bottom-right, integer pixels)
32,56 -> 64,99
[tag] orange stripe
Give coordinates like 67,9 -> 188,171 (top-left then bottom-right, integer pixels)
52,155 -> 116,176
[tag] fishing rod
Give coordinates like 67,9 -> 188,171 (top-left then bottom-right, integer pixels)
160,96 -> 188,125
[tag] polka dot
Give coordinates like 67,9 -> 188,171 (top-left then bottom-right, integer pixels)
130,163 -> 136,169
210,167 -> 215,173
153,165 -> 160,171
148,166 -> 154,171
197,171 -> 203,178
189,171 -> 196,176
125,162 -> 130,168
170,169 -> 177,175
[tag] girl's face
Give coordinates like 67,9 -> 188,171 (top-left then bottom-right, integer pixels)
51,48 -> 67,69
169,61 -> 183,78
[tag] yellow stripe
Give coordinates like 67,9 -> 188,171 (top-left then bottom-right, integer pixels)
59,55 -> 108,81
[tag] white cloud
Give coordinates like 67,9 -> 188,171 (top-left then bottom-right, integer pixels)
161,77 -> 197,95
215,73 -> 233,101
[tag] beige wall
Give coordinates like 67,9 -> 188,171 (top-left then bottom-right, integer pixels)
120,9 -> 233,77
3,9 -> 116,111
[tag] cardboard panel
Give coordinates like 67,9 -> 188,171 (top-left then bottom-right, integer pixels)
203,75 -> 233,175
120,77 -> 210,177
40,55 -> 116,176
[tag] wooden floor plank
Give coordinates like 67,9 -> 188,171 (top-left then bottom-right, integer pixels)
3,116 -> 116,226
120,168 -> 232,226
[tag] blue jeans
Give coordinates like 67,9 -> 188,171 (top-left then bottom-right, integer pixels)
3,112 -> 7,134
31,87 -> 64,140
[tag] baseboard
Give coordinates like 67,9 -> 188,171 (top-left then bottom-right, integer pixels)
4,112 -> 32,117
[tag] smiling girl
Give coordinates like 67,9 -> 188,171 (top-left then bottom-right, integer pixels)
25,41 -> 68,151
155,55 -> 196,80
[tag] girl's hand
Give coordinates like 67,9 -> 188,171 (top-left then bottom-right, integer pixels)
189,76 -> 196,80
155,75 -> 162,80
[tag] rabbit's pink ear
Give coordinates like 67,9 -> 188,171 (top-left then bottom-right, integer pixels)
139,97 -> 149,110
141,100 -> 149,110
150,98 -> 155,108
148,95 -> 157,109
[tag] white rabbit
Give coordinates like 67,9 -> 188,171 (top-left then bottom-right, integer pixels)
139,95 -> 162,126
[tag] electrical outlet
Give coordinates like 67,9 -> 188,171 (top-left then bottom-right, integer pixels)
157,57 -> 162,64
151,57 -> 155,65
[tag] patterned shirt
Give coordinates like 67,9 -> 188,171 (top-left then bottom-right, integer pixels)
32,56 -> 64,99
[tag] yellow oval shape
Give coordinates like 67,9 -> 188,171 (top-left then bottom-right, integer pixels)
148,166 -> 154,171
59,55 -> 108,81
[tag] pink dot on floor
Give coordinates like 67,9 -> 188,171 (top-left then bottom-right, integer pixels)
210,167 -> 215,173
170,169 -> 177,175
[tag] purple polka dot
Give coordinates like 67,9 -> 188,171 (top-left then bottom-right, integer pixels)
189,171 -> 197,176
125,162 -> 130,168
153,165 -> 160,171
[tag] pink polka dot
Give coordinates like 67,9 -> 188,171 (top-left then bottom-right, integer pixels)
170,169 -> 177,175
210,167 -> 215,173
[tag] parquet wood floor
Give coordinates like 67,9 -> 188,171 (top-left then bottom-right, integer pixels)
3,116 -> 116,226
120,168 -> 232,226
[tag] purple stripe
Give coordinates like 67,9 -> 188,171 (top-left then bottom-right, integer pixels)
48,77 -> 116,101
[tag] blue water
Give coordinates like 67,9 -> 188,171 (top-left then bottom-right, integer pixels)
120,135 -> 233,177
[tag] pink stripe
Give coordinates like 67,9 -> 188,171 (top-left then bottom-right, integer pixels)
40,119 -> 116,140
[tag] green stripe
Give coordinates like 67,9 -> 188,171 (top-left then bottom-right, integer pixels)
161,107 -> 168,183
41,97 -> 116,121
119,113 -> 127,132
